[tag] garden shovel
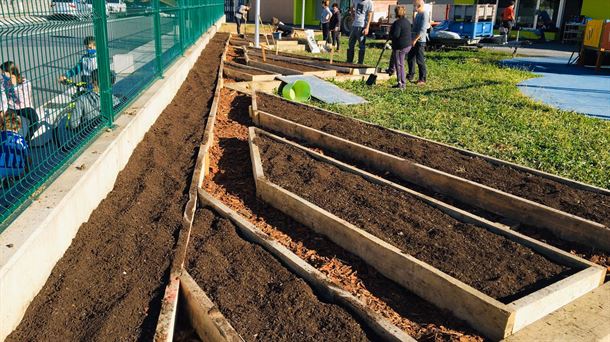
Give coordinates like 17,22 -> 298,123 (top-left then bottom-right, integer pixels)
366,40 -> 391,86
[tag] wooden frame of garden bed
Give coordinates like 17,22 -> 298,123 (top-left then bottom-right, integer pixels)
223,61 -> 279,82
196,189 -> 414,342
242,48 -> 337,78
179,43 -> 412,342
248,127 -> 606,341
248,47 -> 376,75
249,92 -> 610,252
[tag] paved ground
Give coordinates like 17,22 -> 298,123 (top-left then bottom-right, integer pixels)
0,15 -> 177,108
485,41 -> 578,58
501,56 -> 610,120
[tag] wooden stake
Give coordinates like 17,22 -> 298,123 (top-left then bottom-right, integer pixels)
330,47 -> 334,64
261,45 -> 266,62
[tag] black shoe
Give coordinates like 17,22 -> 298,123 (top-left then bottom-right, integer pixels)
391,84 -> 401,88
385,68 -> 394,75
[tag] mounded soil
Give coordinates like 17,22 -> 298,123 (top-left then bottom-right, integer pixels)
225,62 -> 275,75
187,208 -> 372,341
256,92 -> 610,228
249,56 -> 323,72
255,134 -> 572,302
262,50 -> 374,69
6,33 -> 229,341
205,88 -> 485,341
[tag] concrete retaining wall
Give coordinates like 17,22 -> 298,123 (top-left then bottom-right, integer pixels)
0,16 -> 225,341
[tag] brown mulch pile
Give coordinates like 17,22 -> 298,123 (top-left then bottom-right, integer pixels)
6,33 -> 229,342
187,208 -> 372,341
203,88 -> 485,342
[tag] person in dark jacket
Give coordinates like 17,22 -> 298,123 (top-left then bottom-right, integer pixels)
329,3 -> 342,51
389,6 -> 412,89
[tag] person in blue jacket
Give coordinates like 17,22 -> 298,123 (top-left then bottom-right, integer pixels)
59,36 -> 98,89
0,110 -> 29,181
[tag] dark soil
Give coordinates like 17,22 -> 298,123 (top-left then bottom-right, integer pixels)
265,50 -> 374,68
225,62 -> 275,75
205,89 -> 486,341
256,92 -> 610,228
6,33 -> 229,342
256,134 -> 573,302
187,208 -> 372,341
249,56 -> 323,72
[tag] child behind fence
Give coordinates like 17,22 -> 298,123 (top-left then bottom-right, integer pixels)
59,36 -> 98,89
0,110 -> 29,180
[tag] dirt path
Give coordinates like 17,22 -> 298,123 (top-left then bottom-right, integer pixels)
256,92 -> 610,227
7,33 -> 229,342
204,88 -> 485,341
256,134 -> 571,302
187,208 -> 372,341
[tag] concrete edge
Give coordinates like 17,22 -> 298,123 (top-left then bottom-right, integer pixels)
0,17 -> 223,341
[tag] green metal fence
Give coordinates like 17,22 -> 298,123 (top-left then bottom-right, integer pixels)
0,0 -> 224,230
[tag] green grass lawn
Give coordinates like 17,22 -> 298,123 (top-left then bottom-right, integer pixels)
294,37 -> 610,189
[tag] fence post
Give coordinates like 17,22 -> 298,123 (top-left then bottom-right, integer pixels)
92,0 -> 113,127
179,0 -> 187,52
153,0 -> 164,77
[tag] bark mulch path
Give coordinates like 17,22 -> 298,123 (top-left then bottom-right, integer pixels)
256,92 -> 610,228
187,208 -> 372,341
6,33 -> 229,342
256,134 -> 572,302
203,88 -> 485,342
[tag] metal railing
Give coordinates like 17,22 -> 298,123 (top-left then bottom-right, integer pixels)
0,0 -> 224,230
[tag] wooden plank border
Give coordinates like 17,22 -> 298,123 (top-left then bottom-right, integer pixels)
248,127 -> 606,340
180,271 -> 243,342
250,92 -> 610,252
197,189 -> 415,342
153,30 -> 231,342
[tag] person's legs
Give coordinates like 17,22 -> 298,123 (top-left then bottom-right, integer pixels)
396,46 -> 409,88
357,29 -> 367,64
407,45 -> 416,81
347,27 -> 361,63
416,42 -> 427,82
235,16 -> 241,35
331,30 -> 340,50
322,23 -> 329,42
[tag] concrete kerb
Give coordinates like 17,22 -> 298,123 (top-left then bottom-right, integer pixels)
0,16 -> 224,341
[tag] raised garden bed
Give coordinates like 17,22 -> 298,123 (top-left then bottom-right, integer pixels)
246,53 -> 337,77
202,89 -> 486,341
249,127 -> 606,340
186,207 -> 374,341
5,33 -> 229,342
252,92 -> 610,252
223,61 -> 279,82
249,48 -> 376,74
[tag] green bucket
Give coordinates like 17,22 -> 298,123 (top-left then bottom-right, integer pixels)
281,80 -> 311,102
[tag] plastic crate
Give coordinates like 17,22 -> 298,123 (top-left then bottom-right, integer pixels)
448,21 -> 493,38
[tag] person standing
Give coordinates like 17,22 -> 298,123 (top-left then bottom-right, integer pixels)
536,9 -> 552,42
389,6 -> 411,89
407,0 -> 428,85
501,1 -> 516,44
234,2 -> 250,37
346,0 -> 373,65
329,3 -> 342,51
320,1 -> 332,45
